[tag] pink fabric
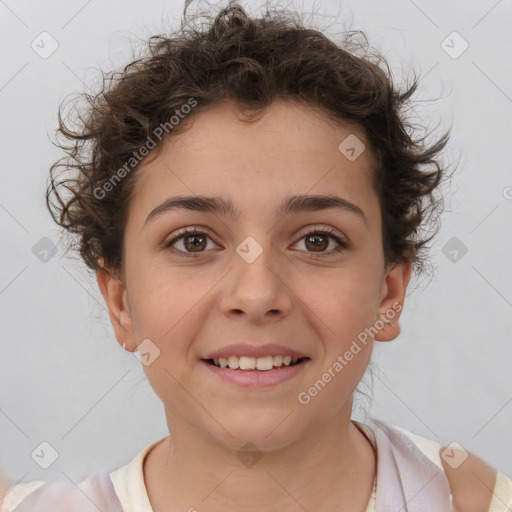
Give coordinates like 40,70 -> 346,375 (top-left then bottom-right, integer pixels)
12,472 -> 123,512
11,418 -> 454,511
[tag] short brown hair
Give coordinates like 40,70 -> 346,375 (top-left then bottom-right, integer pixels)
46,2 -> 453,282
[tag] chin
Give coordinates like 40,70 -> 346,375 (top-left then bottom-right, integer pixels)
207,413 -> 303,452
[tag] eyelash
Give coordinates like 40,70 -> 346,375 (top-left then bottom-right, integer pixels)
163,226 -> 349,259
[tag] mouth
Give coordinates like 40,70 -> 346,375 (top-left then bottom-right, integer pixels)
200,355 -> 311,388
202,356 -> 310,371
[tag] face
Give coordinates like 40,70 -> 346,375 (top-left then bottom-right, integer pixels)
98,98 -> 412,451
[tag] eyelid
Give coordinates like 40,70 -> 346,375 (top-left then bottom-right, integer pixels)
163,225 -> 216,244
298,224 -> 347,242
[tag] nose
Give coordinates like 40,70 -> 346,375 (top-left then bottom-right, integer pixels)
219,245 -> 293,325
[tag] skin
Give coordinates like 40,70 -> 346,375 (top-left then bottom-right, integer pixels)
0,475 -> 9,500
97,98 -> 413,512
440,446 -> 497,512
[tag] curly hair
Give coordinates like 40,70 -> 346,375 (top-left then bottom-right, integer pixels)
46,1 -> 453,283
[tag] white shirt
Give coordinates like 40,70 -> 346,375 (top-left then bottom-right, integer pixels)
2,420 -> 511,512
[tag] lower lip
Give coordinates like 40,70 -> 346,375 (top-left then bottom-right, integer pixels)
200,359 -> 309,388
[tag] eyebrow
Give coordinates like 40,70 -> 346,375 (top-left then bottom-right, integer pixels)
143,194 -> 367,228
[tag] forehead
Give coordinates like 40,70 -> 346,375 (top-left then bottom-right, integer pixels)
128,99 -> 379,226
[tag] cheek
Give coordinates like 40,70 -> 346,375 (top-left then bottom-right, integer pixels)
128,270 -> 212,403
300,270 -> 381,341
128,265 -> 217,350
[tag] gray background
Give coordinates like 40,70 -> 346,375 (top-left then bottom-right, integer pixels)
1,0 -> 511,487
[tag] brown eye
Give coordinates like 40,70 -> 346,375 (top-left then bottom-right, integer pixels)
293,228 -> 348,258
304,233 -> 329,252
183,233 -> 207,252
164,228 -> 218,256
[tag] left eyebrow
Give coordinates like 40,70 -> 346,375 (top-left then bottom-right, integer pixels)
143,194 -> 367,229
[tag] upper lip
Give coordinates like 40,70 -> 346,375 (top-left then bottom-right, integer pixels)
202,343 -> 309,360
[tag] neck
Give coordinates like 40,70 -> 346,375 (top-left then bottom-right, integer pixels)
144,411 -> 376,512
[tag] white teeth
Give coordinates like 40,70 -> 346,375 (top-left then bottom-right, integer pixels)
256,356 -> 274,371
273,355 -> 284,367
211,355 -> 303,371
239,356 -> 256,370
228,356 -> 239,370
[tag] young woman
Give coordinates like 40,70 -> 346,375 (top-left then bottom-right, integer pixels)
1,3 -> 511,511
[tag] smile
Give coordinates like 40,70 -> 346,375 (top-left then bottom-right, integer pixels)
201,357 -> 310,388
204,355 -> 308,371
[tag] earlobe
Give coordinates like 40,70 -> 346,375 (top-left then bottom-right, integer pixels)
96,259 -> 136,350
374,259 -> 413,342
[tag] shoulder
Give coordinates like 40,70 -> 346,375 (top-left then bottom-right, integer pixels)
0,480 -> 46,512
391,424 -> 505,512
0,477 -> 9,508
0,473 -> 122,512
0,476 -> 8,501
439,445 -> 498,512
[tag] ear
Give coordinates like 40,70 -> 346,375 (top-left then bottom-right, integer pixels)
374,259 -> 413,342
96,258 -> 137,351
